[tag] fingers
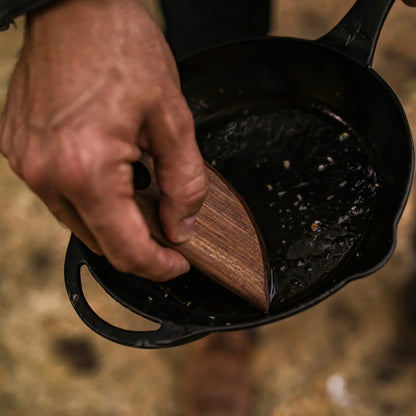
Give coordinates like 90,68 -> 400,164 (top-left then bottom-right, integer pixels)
72,184 -> 191,281
48,197 -> 104,256
53,150 -> 191,280
144,90 -> 208,243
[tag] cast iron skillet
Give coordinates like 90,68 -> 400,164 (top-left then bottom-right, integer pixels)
64,0 -> 414,348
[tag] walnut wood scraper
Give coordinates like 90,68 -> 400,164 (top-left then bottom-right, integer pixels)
134,154 -> 271,312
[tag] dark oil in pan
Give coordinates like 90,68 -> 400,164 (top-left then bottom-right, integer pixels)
159,100 -> 379,321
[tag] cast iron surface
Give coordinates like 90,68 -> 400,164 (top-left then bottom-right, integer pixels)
65,0 -> 414,348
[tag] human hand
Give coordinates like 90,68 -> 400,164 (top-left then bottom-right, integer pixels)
0,0 -> 207,281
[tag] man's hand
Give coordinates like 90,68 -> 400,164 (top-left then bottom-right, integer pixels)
0,0 -> 207,280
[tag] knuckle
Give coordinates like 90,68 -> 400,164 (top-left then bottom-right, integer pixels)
9,135 -> 50,192
105,235 -> 148,275
54,152 -> 92,196
168,172 -> 208,209
166,101 -> 193,136
175,107 -> 194,135
19,157 -> 47,192
109,256 -> 136,274
106,242 -> 168,280
109,251 -> 146,276
146,84 -> 171,112
152,89 -> 194,139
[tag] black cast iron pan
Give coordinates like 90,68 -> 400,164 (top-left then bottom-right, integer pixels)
65,0 -> 414,348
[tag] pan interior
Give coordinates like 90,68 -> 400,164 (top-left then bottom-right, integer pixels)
140,97 -> 380,325
199,98 -> 378,298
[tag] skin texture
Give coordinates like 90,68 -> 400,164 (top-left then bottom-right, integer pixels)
0,0 -> 208,281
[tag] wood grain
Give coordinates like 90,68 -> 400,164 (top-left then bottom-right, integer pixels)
134,154 -> 270,312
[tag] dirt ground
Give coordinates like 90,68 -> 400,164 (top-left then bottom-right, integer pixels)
1,1 -> 416,415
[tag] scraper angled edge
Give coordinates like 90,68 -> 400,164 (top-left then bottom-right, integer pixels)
134,154 -> 271,312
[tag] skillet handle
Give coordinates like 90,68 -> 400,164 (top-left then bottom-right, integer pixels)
316,0 -> 395,67
64,235 -> 207,349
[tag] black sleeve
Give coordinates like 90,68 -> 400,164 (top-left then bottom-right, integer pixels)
0,0 -> 60,30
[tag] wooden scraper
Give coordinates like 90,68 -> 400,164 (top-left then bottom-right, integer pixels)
134,153 -> 270,312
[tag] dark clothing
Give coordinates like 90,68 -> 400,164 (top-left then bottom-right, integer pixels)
0,0 -> 58,30
0,0 -> 271,51
161,0 -> 271,60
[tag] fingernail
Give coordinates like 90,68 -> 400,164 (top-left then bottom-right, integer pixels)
177,214 -> 198,243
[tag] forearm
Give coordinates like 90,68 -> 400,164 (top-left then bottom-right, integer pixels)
0,0 -> 61,30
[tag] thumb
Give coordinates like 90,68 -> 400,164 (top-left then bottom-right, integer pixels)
156,152 -> 208,243
145,96 -> 208,243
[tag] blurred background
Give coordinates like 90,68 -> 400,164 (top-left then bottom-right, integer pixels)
1,1 -> 416,415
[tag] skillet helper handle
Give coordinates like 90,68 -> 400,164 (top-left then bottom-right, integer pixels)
134,154 -> 270,312
317,0 -> 395,67
64,235 -> 207,348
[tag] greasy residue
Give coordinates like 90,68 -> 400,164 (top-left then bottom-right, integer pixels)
196,101 -> 379,310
